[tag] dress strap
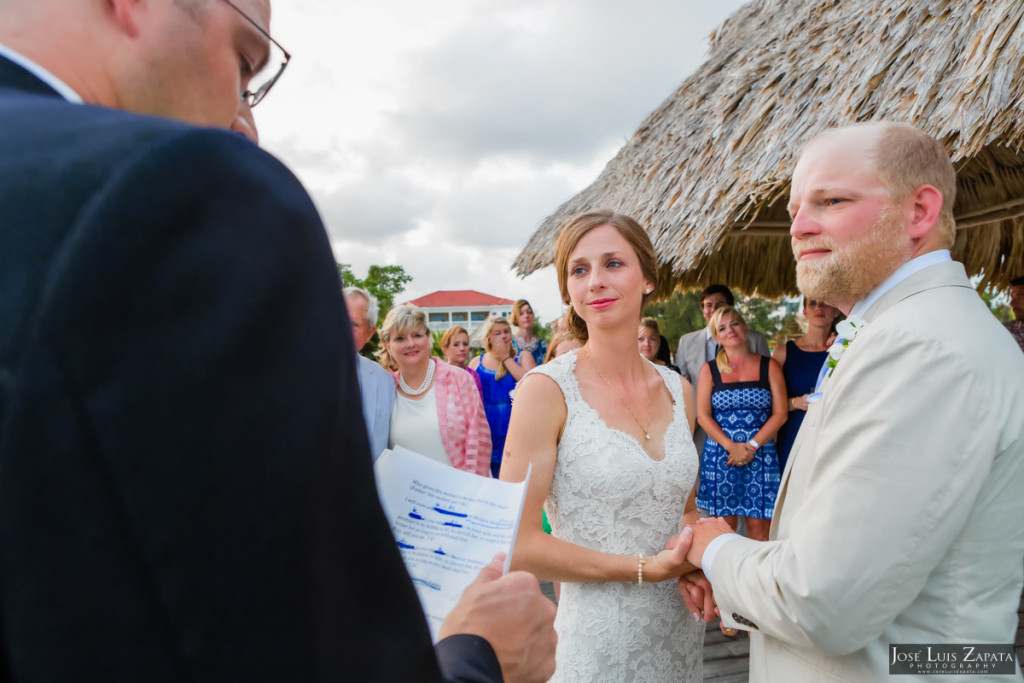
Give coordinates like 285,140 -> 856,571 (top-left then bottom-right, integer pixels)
758,355 -> 770,384
707,359 -> 722,386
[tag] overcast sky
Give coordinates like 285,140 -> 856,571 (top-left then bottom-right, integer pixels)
255,0 -> 749,323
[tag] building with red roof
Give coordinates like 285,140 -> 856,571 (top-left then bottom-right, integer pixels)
405,290 -> 515,333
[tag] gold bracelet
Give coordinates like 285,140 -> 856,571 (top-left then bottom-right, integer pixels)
637,553 -> 647,587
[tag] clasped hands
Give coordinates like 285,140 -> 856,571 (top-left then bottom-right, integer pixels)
725,440 -> 754,467
661,517 -> 735,621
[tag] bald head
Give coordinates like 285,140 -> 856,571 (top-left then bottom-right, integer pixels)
0,0 -> 267,139
788,122 -> 952,312
802,122 -> 957,247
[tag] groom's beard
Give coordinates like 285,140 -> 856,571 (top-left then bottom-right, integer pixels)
794,207 -> 910,307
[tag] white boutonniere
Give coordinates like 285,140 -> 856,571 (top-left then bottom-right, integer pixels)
824,317 -> 867,377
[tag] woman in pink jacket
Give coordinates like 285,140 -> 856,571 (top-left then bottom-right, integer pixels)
378,305 -> 491,476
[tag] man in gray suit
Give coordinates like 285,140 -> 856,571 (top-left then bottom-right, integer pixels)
677,284 -> 770,456
682,122 -> 1024,681
344,286 -> 395,461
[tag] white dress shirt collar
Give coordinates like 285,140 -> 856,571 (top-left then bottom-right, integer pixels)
0,42 -> 83,104
849,250 -> 952,319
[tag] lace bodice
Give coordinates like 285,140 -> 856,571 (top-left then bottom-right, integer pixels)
529,350 -> 703,682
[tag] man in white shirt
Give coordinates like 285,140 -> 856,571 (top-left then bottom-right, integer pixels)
681,122 -> 1024,681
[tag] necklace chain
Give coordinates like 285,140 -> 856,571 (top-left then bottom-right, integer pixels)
586,347 -> 653,441
399,358 -> 436,396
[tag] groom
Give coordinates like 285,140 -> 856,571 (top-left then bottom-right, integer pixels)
681,122 -> 1024,681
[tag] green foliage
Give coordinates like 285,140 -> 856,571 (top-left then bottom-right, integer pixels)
644,289 -> 795,350
734,297 -> 798,347
338,263 -> 412,325
642,290 -> 704,345
979,284 -> 1012,322
431,330 -> 445,358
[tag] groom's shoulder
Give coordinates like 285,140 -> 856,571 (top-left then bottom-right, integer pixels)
871,280 -> 1024,381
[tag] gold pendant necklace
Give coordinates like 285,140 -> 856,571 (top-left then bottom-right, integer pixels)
587,347 -> 653,440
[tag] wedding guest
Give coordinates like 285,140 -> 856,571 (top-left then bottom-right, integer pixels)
501,210 -> 707,682
695,306 -> 787,542
771,298 -> 840,470
676,284 -> 770,459
543,331 -> 581,363
1005,276 -> 1024,352
379,306 -> 491,476
638,317 -> 681,373
511,299 -> 547,365
440,324 -> 483,395
469,317 -> 533,477
344,286 -> 395,461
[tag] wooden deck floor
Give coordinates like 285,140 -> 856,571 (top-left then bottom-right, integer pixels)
541,580 -> 1024,682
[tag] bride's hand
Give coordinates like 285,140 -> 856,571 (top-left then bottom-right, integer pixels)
678,570 -> 718,622
644,527 -> 694,582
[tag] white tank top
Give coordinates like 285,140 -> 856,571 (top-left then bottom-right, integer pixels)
389,384 -> 450,467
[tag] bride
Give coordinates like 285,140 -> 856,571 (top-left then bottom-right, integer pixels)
500,210 -> 706,682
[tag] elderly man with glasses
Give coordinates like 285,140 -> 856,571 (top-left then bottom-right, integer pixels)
0,1 -> 554,682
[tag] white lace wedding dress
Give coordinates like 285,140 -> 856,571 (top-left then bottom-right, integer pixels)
532,351 -> 703,682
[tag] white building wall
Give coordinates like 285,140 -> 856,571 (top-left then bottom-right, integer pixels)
422,305 -> 512,333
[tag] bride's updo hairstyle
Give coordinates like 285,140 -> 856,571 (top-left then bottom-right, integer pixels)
554,209 -> 658,343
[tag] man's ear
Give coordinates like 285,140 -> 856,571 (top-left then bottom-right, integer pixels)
108,0 -> 145,37
907,184 -> 943,240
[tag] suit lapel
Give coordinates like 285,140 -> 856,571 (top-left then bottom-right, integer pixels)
0,55 -> 62,98
772,261 -> 971,540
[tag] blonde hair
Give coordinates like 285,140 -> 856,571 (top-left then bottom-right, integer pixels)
707,305 -> 748,374
478,317 -> 513,380
554,209 -> 658,343
376,304 -> 429,371
639,316 -> 660,335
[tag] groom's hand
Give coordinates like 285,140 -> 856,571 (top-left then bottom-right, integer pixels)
684,517 -> 734,568
678,571 -> 718,622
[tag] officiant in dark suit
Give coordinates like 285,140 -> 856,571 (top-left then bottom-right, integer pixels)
0,0 -> 554,681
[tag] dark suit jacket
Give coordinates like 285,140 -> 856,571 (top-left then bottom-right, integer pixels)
0,56 -> 499,682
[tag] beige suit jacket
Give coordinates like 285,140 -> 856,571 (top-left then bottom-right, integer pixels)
708,262 -> 1024,681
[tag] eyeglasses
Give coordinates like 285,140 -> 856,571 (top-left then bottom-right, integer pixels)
221,0 -> 291,107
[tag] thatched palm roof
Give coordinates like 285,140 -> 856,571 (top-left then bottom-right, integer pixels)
513,0 -> 1024,298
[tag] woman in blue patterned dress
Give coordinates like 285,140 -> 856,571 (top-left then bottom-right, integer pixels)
695,306 -> 787,541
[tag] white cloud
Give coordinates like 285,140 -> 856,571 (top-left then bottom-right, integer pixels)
259,0 -> 750,323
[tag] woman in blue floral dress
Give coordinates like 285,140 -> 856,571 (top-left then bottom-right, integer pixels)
695,306 -> 787,541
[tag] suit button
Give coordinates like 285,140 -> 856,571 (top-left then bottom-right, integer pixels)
731,613 -> 758,629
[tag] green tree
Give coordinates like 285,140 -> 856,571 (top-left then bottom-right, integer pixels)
734,297 -> 798,348
642,290 -> 704,347
338,263 -> 413,326
980,284 -> 1012,322
644,290 -> 795,351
